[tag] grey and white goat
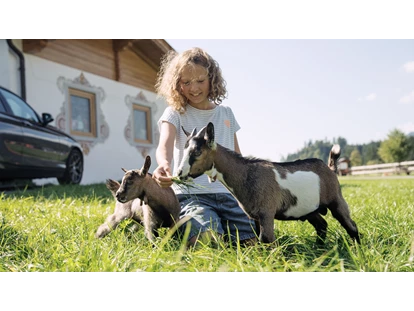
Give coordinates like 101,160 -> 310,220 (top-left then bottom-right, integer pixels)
177,122 -> 360,244
95,155 -> 181,242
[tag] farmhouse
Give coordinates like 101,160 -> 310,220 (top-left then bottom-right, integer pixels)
338,157 -> 351,176
0,39 -> 174,185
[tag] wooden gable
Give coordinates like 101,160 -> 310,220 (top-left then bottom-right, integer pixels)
23,39 -> 174,92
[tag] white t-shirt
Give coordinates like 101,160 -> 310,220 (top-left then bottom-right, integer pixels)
158,104 -> 240,195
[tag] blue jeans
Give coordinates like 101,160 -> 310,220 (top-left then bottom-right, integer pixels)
176,193 -> 257,243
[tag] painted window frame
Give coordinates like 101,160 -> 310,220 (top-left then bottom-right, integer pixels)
56,73 -> 109,155
132,103 -> 152,145
124,92 -> 159,158
68,87 -> 97,138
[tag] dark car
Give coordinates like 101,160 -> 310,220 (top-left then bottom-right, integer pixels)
0,86 -> 83,185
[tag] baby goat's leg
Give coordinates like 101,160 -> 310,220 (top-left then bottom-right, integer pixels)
142,205 -> 159,243
329,199 -> 360,243
95,202 -> 133,238
258,211 -> 276,243
306,212 -> 328,244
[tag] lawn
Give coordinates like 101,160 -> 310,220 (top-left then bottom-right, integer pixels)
1,177 -> 413,272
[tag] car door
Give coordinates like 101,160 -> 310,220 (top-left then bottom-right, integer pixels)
0,88 -> 66,172
0,95 -> 25,177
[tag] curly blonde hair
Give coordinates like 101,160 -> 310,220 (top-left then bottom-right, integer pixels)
155,47 -> 227,112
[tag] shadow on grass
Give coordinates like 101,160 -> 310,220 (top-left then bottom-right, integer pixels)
249,233 -> 361,271
3,182 -> 113,202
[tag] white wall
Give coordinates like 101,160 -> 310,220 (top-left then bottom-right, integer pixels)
5,41 -> 168,185
0,39 -> 21,94
8,40 -> 21,94
0,40 -> 10,89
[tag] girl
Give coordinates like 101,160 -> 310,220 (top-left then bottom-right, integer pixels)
153,47 -> 257,247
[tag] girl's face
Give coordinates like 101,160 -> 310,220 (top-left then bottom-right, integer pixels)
179,64 -> 210,107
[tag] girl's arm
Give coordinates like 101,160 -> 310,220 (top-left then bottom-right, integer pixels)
234,133 -> 241,155
153,121 -> 176,187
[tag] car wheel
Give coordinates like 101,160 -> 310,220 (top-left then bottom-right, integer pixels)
58,149 -> 83,185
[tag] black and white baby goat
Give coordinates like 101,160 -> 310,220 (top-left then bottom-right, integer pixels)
177,122 -> 360,244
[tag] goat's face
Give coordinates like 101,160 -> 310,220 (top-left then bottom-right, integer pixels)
177,122 -> 216,181
116,155 -> 151,203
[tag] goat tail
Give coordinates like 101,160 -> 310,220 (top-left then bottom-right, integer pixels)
106,179 -> 121,197
328,144 -> 341,173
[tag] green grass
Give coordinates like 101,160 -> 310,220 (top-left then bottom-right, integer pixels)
1,177 -> 413,272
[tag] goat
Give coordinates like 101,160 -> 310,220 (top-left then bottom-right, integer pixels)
95,155 -> 181,242
177,122 -> 360,244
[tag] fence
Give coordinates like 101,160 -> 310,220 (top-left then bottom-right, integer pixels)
349,161 -> 414,176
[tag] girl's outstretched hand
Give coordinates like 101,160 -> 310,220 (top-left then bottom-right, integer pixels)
152,165 -> 173,188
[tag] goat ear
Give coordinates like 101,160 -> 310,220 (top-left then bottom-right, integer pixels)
182,126 -> 197,138
121,168 -> 127,173
205,122 -> 215,147
142,155 -> 151,175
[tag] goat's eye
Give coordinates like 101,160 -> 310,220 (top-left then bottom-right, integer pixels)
194,150 -> 202,157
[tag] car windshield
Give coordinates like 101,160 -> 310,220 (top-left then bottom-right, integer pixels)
0,89 -> 39,122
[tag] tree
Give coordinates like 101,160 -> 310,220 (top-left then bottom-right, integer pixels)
362,141 -> 381,164
312,149 -> 322,160
366,159 -> 381,165
378,129 -> 409,163
334,136 -> 348,151
406,135 -> 414,161
350,148 -> 362,166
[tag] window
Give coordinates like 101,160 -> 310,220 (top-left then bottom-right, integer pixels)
0,89 -> 39,122
69,88 -> 97,137
123,91 -> 159,157
56,73 -> 109,155
133,104 -> 152,144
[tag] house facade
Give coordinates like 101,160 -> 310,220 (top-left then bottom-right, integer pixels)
0,39 -> 174,185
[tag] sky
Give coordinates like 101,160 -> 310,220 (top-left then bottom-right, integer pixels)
166,39 -> 414,161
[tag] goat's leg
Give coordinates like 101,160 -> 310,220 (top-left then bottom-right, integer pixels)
306,212 -> 328,244
258,212 -> 276,243
131,199 -> 144,225
143,223 -> 158,242
329,199 -> 360,243
95,202 -> 133,238
142,205 -> 158,243
254,220 -> 261,240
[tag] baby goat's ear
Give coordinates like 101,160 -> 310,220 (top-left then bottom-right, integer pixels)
205,122 -> 215,148
182,126 -> 197,138
142,155 -> 151,175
